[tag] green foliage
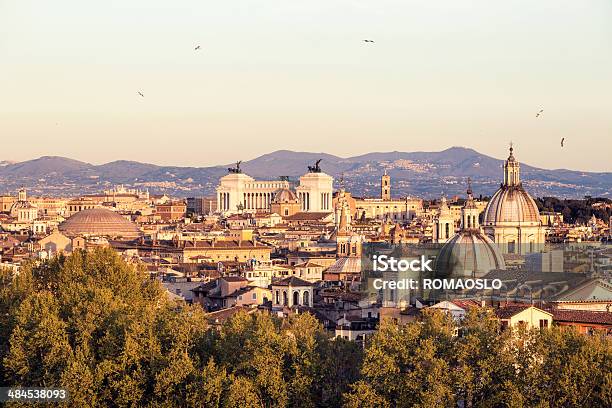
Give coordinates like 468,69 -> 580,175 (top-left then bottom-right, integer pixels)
344,308 -> 611,408
1,251 -> 610,407
536,196 -> 611,224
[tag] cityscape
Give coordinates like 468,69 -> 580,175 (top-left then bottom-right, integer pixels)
1,1 -> 611,406
1,143 -> 611,406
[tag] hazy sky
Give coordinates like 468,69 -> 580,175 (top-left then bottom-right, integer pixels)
1,0 -> 611,171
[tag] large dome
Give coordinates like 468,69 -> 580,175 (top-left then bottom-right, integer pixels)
483,185 -> 540,225
59,208 -> 142,240
436,231 -> 506,278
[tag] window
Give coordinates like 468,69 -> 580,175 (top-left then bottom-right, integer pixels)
539,319 -> 548,329
252,293 -> 257,300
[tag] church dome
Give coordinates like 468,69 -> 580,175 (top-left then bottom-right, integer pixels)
272,188 -> 298,203
436,230 -> 506,278
483,186 -> 540,225
59,208 -> 142,240
482,146 -> 540,226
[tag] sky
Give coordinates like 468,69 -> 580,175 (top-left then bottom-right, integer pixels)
1,0 -> 611,171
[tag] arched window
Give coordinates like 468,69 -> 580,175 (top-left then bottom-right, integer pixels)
303,291 -> 309,306
293,291 -> 300,306
275,290 -> 280,304
283,291 -> 288,306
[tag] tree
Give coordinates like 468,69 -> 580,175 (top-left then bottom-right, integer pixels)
186,358 -> 228,408
4,291 -> 72,386
224,376 -> 263,408
2,249 -> 611,407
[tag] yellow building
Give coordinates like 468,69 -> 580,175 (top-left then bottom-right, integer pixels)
37,230 -> 73,256
0,195 -> 16,213
496,305 -> 553,330
337,172 -> 423,222
181,239 -> 272,263
270,188 -> 301,217
66,198 -> 99,216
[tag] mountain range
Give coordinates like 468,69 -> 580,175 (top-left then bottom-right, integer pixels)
0,147 -> 610,199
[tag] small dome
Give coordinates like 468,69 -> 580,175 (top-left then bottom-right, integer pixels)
272,188 -> 298,203
483,186 -> 540,225
436,231 -> 505,278
59,208 -> 142,240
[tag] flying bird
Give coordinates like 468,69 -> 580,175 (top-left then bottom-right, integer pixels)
561,137 -> 565,147
363,39 -> 375,43
138,91 -> 144,98
535,108 -> 544,118
195,45 -> 201,50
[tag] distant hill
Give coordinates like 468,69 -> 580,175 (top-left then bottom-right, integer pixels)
0,147 -> 610,198
0,156 -> 91,178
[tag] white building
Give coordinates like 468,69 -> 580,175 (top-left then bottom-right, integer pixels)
216,160 -> 333,215
295,171 -> 333,212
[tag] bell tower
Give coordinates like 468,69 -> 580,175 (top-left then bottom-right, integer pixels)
461,179 -> 480,230
381,170 -> 390,201
433,196 -> 454,243
18,188 -> 27,202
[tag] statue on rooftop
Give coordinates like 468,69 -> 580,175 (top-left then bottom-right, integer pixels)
227,160 -> 242,174
308,159 -> 322,173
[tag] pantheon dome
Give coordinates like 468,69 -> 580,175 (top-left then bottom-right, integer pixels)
59,208 -> 142,240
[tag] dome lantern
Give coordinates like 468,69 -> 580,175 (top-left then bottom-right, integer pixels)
503,143 -> 521,187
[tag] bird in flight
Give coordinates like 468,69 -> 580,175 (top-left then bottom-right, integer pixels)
561,137 -> 565,147
195,45 -> 201,50
535,108 -> 544,118
363,39 -> 375,43
138,91 -> 144,98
